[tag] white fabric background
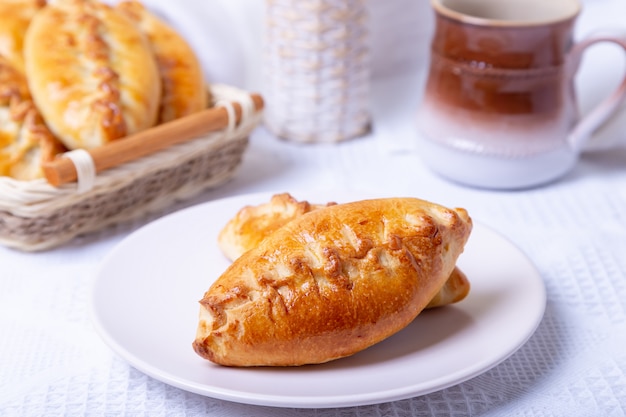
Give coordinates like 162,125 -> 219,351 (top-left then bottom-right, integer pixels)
2,1 -> 626,416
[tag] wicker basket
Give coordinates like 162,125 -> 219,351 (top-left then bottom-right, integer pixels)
263,0 -> 371,143
0,84 -> 262,251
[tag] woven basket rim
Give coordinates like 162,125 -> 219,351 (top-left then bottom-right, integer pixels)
0,83 -> 260,217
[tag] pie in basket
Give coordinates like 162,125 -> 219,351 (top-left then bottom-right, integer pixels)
24,0 -> 162,150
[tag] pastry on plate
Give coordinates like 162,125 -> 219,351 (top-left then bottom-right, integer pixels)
116,0 -> 208,123
23,0 -> 161,150
194,197 -> 472,366
0,55 -> 66,180
217,192 -> 470,309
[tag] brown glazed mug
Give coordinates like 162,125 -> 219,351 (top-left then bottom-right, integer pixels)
416,0 -> 626,189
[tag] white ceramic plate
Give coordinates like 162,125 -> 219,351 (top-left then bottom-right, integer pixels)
91,191 -> 546,409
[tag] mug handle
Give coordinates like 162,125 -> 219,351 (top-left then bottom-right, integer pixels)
567,32 -> 626,152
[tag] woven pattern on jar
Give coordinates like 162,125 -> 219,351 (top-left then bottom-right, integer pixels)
264,0 -> 371,143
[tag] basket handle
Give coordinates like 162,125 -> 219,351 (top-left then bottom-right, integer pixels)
42,93 -> 264,187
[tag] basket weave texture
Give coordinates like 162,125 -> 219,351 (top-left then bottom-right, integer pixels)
0,84 -> 261,251
264,0 -> 371,143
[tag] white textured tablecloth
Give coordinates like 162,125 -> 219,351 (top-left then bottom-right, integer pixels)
2,1 -> 626,415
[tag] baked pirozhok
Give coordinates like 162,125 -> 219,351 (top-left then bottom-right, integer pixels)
0,0 -> 45,73
116,0 -> 208,123
0,56 -> 66,180
0,0 -> 67,180
217,193 -> 471,309
1,0 -> 211,181
194,197 -> 472,366
24,0 -> 162,150
217,193 -> 336,262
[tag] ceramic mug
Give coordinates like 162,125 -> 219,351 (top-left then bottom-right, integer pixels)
416,0 -> 626,189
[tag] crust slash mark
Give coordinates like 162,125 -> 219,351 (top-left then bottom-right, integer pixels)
75,6 -> 127,140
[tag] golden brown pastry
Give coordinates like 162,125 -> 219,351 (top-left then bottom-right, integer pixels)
23,0 -> 161,150
427,266 -> 470,307
0,55 -> 66,180
217,193 -> 337,261
116,0 -> 208,123
217,192 -> 470,309
0,0 -> 45,73
193,197 -> 472,366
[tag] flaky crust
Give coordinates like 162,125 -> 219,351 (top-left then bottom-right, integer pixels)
217,193 -> 470,309
0,55 -> 66,180
194,197 -> 472,366
23,0 -> 161,150
217,193 -> 336,261
116,0 -> 208,123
